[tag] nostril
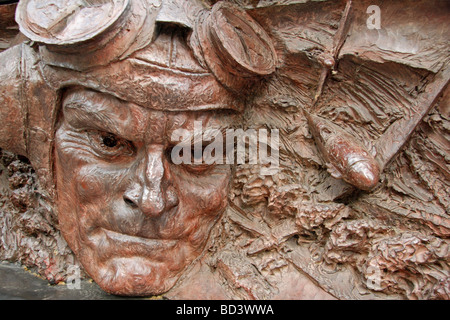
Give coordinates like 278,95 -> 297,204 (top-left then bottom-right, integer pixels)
123,196 -> 138,208
166,187 -> 179,208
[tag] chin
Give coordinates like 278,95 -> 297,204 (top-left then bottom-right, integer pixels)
89,256 -> 182,296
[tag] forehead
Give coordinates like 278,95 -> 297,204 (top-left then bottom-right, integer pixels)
62,88 -> 240,141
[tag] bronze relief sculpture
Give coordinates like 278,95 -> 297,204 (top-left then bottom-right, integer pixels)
0,0 -> 449,300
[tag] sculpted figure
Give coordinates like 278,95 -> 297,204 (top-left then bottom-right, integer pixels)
0,0 -> 448,300
0,0 -> 277,296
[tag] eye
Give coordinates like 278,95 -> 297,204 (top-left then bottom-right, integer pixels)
102,134 -> 119,148
87,130 -> 135,159
166,146 -> 215,174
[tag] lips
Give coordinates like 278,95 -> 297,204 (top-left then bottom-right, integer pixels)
87,227 -> 179,262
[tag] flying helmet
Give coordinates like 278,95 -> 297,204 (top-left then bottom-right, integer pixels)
0,0 -> 277,199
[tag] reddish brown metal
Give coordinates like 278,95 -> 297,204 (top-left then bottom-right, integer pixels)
193,1 -> 277,92
305,111 -> 381,191
0,0 -> 449,300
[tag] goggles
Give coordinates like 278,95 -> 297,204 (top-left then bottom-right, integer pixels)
16,0 -> 277,91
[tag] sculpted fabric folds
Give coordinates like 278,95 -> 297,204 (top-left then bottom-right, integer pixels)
0,0 -> 448,300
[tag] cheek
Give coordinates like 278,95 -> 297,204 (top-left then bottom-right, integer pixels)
54,134 -> 130,232
55,130 -> 127,203
75,166 -> 117,202
54,142 -> 84,253
175,166 -> 231,215
58,162 -> 131,229
55,148 -> 110,204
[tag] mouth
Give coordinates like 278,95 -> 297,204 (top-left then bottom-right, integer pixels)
103,228 -> 178,246
87,227 -> 179,262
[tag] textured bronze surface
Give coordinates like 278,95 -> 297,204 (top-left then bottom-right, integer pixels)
0,0 -> 449,299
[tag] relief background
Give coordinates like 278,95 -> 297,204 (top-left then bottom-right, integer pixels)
0,0 -> 449,300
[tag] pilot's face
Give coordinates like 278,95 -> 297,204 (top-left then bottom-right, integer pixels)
54,88 -> 237,296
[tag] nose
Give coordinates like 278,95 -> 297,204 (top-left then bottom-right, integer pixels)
123,145 -> 179,217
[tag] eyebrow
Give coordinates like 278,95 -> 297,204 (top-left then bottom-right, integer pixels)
168,124 -> 236,146
62,91 -> 142,140
62,90 -> 241,145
